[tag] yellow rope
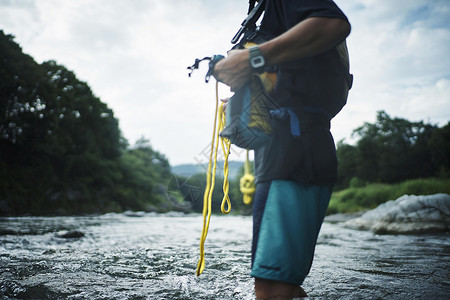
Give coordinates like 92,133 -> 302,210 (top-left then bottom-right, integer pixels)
196,81 -> 231,276
219,104 -> 232,214
240,149 -> 256,205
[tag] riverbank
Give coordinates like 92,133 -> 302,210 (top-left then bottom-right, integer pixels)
328,177 -> 450,215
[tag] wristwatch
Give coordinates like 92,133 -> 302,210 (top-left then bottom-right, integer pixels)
249,46 -> 265,73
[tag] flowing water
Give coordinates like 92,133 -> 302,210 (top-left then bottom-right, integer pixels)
0,212 -> 449,299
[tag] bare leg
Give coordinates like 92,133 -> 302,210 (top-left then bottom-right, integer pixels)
254,278 -> 308,299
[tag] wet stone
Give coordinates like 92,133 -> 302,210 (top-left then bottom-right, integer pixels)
345,193 -> 450,234
56,230 -> 85,239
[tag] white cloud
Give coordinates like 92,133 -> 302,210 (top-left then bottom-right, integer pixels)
1,0 -> 449,164
332,0 -> 450,145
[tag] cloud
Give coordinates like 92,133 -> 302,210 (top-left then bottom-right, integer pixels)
332,0 -> 450,144
1,0 -> 449,164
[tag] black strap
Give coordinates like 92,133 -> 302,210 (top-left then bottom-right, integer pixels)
248,0 -> 256,14
231,0 -> 266,44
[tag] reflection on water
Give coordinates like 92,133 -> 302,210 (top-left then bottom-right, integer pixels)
0,213 -> 449,299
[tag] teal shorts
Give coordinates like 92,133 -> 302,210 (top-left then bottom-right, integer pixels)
251,180 -> 331,285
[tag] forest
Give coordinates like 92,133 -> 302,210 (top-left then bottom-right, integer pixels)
335,110 -> 450,189
1,30 -> 449,216
0,31 -> 173,215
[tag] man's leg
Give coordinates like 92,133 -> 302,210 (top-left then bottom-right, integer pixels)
255,278 -> 308,299
251,181 -> 331,299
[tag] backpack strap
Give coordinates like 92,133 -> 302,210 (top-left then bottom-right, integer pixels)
270,105 -> 331,139
231,0 -> 266,44
248,0 -> 256,14
269,108 -> 301,138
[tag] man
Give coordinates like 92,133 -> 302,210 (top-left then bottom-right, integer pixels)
214,0 -> 351,299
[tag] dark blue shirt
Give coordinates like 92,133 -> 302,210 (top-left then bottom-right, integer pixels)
254,0 -> 351,185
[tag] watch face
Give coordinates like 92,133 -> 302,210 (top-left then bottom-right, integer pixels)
251,56 -> 265,68
249,46 -> 265,71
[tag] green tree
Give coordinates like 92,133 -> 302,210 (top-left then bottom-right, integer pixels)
0,31 -> 126,214
336,110 -> 442,188
116,138 -> 173,211
353,111 -> 436,183
429,122 -> 450,177
335,140 -> 359,190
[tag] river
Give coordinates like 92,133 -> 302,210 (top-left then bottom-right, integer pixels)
0,212 -> 449,299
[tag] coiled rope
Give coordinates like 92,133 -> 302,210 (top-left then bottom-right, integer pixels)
196,81 -> 231,276
240,150 -> 255,205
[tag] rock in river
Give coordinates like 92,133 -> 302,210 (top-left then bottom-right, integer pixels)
56,230 -> 85,239
344,193 -> 450,234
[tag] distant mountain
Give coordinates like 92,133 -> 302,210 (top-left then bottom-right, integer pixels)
171,161 -> 245,180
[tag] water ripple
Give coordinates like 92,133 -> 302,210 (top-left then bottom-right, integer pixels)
0,214 -> 448,299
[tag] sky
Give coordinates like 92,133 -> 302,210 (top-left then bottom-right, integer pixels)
1,0 -> 449,166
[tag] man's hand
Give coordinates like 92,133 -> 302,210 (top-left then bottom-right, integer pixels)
213,49 -> 252,91
220,97 -> 230,112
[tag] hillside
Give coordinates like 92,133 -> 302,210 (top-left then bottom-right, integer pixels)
171,161 -> 244,180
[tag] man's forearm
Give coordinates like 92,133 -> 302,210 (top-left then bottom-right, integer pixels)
259,17 -> 351,66
214,17 -> 351,90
